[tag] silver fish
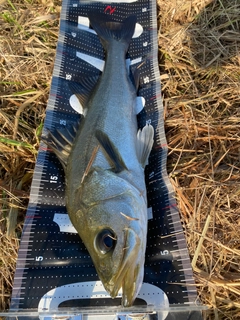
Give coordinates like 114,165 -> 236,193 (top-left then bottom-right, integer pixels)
44,13 -> 154,307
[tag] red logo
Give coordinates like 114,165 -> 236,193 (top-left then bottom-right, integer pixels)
104,6 -> 116,14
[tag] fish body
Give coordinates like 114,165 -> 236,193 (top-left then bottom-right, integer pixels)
44,13 -> 154,307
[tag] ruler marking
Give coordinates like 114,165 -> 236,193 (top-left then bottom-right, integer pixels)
179,268 -> 193,272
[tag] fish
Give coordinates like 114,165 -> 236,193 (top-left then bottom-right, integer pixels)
43,12 -> 154,307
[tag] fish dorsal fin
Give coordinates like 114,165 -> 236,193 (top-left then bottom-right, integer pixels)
136,124 -> 154,167
68,77 -> 99,109
42,124 -> 78,171
95,130 -> 128,173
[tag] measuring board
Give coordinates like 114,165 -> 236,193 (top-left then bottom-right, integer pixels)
7,0 -> 203,319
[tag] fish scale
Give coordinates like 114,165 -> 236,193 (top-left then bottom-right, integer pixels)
4,0 -> 205,319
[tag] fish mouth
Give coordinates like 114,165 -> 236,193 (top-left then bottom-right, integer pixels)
104,228 -> 145,307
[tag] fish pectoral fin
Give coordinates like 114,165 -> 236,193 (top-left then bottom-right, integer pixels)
42,123 -> 79,171
68,76 -> 99,110
95,130 -> 128,173
136,124 -> 154,167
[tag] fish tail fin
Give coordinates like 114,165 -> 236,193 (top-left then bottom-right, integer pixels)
88,13 -> 136,51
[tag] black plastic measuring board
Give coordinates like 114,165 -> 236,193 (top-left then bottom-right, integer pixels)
8,0 -> 203,319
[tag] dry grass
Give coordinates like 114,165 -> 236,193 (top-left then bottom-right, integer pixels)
158,0 -> 240,318
0,0 -> 61,310
0,0 -> 240,318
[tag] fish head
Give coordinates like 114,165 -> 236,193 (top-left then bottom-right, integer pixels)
74,178 -> 148,307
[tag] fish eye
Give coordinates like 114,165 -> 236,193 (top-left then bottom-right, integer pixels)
95,229 -> 116,254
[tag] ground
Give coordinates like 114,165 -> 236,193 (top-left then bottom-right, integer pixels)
0,0 -> 240,319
